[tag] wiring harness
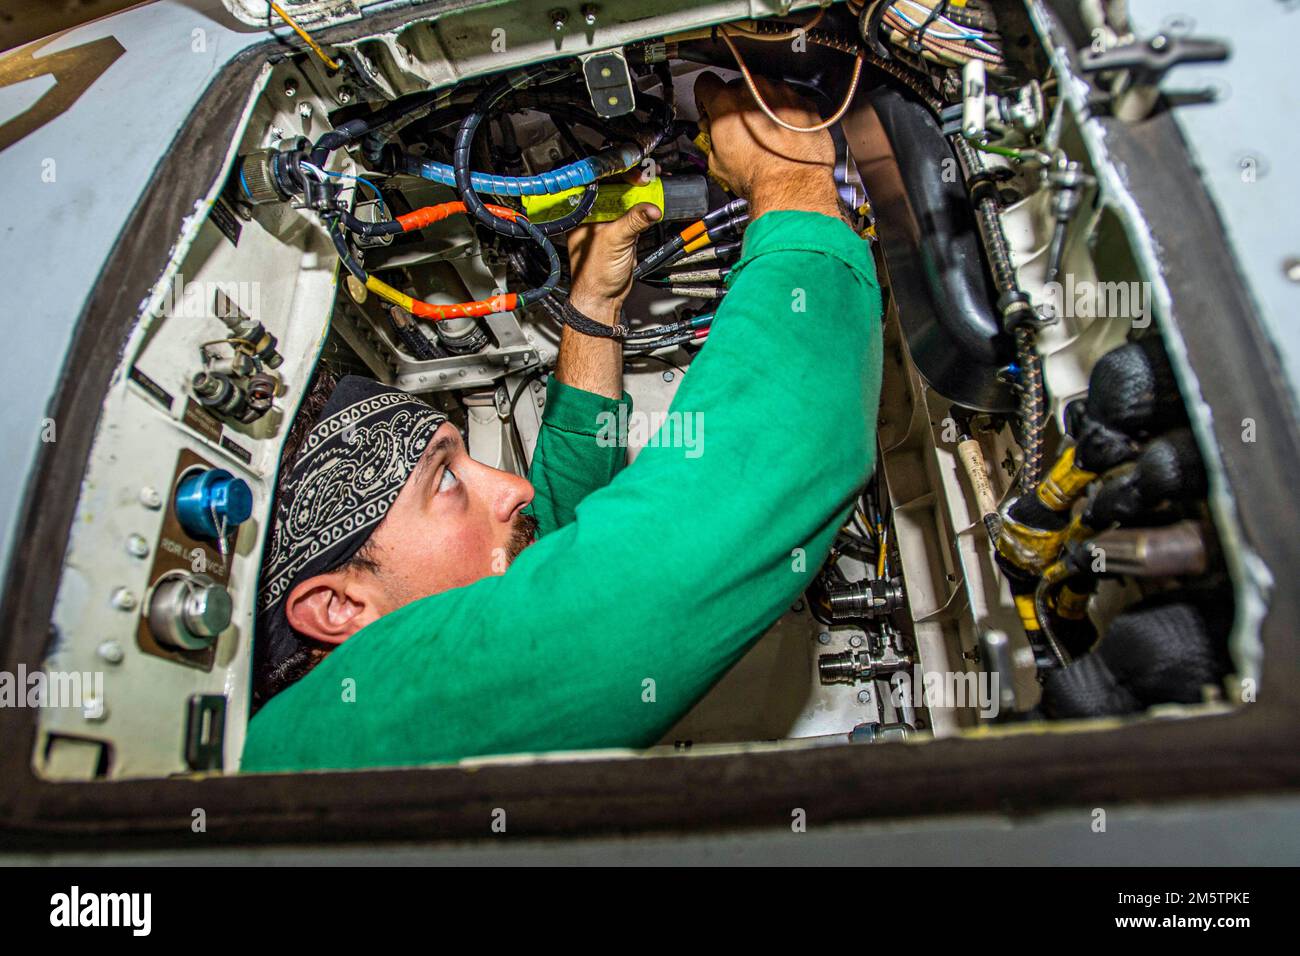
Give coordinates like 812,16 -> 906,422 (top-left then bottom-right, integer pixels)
329,200 -> 560,319
310,61 -> 681,335
853,0 -> 1005,70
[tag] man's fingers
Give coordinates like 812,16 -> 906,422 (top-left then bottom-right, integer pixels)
611,202 -> 662,247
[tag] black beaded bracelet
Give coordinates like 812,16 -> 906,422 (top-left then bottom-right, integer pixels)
558,298 -> 629,340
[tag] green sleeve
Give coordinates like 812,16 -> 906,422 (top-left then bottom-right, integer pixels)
242,210 -> 883,772
524,378 -> 631,539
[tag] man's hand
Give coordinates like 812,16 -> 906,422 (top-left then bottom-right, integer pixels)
693,72 -> 840,222
556,203 -> 662,400
566,202 -> 662,323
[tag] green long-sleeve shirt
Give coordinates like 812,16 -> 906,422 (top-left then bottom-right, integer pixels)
241,210 -> 882,772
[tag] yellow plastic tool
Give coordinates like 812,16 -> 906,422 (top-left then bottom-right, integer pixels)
521,179 -> 667,224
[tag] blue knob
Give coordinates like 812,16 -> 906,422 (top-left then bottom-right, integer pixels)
175,469 -> 253,541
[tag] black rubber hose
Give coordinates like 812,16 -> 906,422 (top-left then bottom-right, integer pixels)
860,0 -> 895,59
310,118 -> 372,168
452,64 -> 666,240
453,73 -> 669,239
329,225 -> 368,282
738,24 -> 942,114
332,206 -> 403,238
514,216 -> 562,306
454,66 -> 564,240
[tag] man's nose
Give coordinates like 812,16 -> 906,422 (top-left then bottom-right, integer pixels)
490,467 -> 534,523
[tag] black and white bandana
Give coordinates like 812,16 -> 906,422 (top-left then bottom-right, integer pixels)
256,375 -> 447,683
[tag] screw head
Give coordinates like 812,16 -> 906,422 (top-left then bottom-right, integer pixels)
139,486 -> 162,510
849,634 -> 864,648
550,8 -> 568,30
283,78 -> 298,98
126,534 -> 150,559
1283,257 -> 1300,283
662,369 -> 675,382
97,640 -> 125,665
111,588 -> 137,612
857,689 -> 872,704
298,101 -> 314,119
817,632 -> 832,645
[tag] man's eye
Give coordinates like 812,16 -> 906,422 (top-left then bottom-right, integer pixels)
437,467 -> 459,494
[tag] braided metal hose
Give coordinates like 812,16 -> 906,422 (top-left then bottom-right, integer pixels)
953,136 -> 1047,492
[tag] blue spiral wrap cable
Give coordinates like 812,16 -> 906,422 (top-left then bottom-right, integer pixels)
402,147 -> 640,197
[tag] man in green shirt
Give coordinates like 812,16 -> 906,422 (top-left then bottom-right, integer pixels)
242,74 -> 883,772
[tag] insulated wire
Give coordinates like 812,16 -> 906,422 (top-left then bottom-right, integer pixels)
301,162 -> 387,214
718,27 -> 866,134
268,1 -> 339,72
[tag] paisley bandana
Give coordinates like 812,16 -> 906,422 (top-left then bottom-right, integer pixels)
256,376 -> 447,682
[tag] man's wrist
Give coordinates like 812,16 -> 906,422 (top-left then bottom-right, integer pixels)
748,169 -> 840,222
567,289 -> 623,326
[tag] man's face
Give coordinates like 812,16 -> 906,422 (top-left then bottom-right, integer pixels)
370,421 -> 537,607
284,421 -> 536,643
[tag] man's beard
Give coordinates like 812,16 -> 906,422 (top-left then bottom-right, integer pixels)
505,512 -> 539,563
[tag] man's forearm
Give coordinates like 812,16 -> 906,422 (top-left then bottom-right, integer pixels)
554,292 -> 623,400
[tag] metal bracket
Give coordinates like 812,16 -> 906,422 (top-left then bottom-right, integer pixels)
580,48 -> 635,118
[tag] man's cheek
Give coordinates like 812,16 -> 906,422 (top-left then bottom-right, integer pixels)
437,521 -> 497,582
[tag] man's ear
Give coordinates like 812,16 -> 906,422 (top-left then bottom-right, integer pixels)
284,570 -> 381,646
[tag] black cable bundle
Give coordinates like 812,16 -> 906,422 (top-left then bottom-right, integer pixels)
1042,595 -> 1231,718
1073,337 -> 1188,475
1081,428 -> 1207,531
